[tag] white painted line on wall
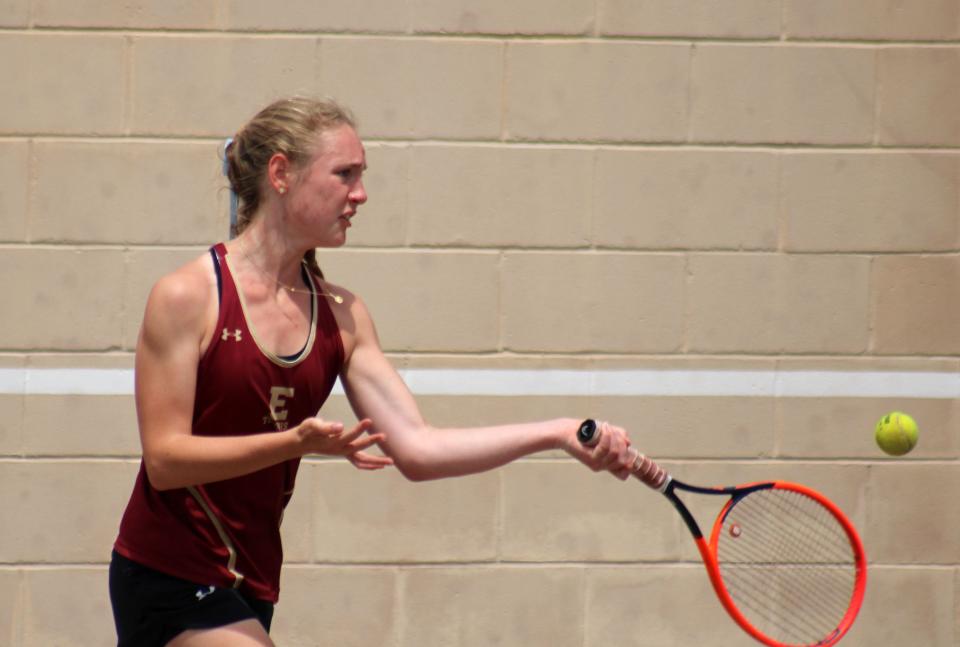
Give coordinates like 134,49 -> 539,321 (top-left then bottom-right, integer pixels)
0,368 -> 956,398
399,369 -> 959,399
0,368 -> 136,395
773,370 -> 960,399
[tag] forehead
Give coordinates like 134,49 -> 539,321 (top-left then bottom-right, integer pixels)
310,124 -> 365,166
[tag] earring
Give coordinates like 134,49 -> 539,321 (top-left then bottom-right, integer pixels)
278,185 -> 286,194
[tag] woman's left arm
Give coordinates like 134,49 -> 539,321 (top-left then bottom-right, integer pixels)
338,295 -> 636,482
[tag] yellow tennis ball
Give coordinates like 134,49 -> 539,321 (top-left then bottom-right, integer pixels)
875,412 -> 919,456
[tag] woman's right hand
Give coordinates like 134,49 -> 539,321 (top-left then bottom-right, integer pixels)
293,417 -> 394,470
559,419 -> 638,481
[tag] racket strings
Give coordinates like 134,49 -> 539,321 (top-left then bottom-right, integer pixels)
720,548 -> 850,639
715,489 -> 857,646
719,499 -> 853,639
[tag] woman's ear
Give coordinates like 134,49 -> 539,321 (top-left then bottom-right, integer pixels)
266,152 -> 292,195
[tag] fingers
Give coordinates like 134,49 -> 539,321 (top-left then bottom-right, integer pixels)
298,417 -> 386,459
296,417 -> 345,440
335,418 -> 374,443
343,425 -> 393,469
347,451 -> 394,471
589,421 -> 634,474
577,420 -> 658,483
344,432 -> 386,454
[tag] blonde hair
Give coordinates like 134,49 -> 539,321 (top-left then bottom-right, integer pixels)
224,96 -> 357,278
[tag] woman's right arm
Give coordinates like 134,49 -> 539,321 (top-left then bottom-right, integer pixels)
136,263 -> 387,491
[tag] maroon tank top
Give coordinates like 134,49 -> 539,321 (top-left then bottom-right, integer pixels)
114,243 -> 344,602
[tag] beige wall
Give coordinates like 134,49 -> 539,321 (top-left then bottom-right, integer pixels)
1,1 -> 959,645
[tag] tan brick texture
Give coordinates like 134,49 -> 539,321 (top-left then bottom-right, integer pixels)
2,6 -> 958,647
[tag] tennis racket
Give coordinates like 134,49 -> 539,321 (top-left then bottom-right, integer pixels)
578,419 -> 867,647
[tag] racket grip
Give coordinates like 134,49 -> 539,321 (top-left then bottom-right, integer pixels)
629,450 -> 669,490
577,419 -> 669,490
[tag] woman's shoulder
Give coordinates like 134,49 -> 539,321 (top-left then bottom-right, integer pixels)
310,275 -> 380,356
312,275 -> 369,320
143,251 -> 218,328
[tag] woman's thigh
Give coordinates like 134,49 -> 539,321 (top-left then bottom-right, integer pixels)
166,619 -> 274,647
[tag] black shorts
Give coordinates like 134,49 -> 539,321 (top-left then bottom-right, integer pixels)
109,550 -> 274,647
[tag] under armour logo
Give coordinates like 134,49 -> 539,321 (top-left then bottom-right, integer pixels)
196,585 -> 215,601
221,328 -> 242,342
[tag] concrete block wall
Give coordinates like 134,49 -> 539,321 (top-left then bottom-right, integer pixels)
1,2 -> 958,645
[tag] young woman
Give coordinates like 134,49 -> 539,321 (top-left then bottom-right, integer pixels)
110,97 -> 642,647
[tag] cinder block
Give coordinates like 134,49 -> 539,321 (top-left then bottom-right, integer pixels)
786,0 -> 960,41
32,0 -> 217,28
401,567 -> 584,647
877,47 -> 960,146
953,569 -> 960,640
777,396 -> 959,459
414,396 -> 592,443
854,566 -> 955,647
347,143 -> 408,248
956,569 -> 960,647
20,568 -> 113,647
273,567 -> 397,646
599,0 -> 780,38
20,354 -> 137,457
594,149 -> 779,250
686,253 -> 871,354
314,393 -> 355,426
131,36 -> 318,137
0,0 -> 28,26
1,248 -> 126,350
0,460 -> 139,562
31,141 -> 225,244
0,140 -> 28,242
871,255 -> 960,355
410,0 -> 594,35
505,41 -> 689,142
782,152 -> 959,252
0,357 -> 25,456
0,394 -> 22,456
224,0 -> 409,33
866,464 -> 960,564
587,566 -> 746,646
501,252 -> 686,353
500,461 -> 684,562
0,34 -> 125,135
0,570 -> 22,645
319,250 -> 500,352
407,144 -> 592,247
122,247 -> 208,351
691,45 -> 875,145
593,395 -> 777,459
319,37 -> 502,140
306,462 -> 498,562
278,459 -> 313,563
23,395 -> 139,456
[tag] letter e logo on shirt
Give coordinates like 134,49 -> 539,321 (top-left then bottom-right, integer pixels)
269,386 -> 295,423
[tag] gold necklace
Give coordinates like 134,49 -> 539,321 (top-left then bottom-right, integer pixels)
237,239 -> 344,304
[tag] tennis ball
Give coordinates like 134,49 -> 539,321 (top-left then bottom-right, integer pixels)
875,412 -> 918,456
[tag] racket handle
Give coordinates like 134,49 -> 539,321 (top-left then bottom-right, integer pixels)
577,419 -> 669,490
